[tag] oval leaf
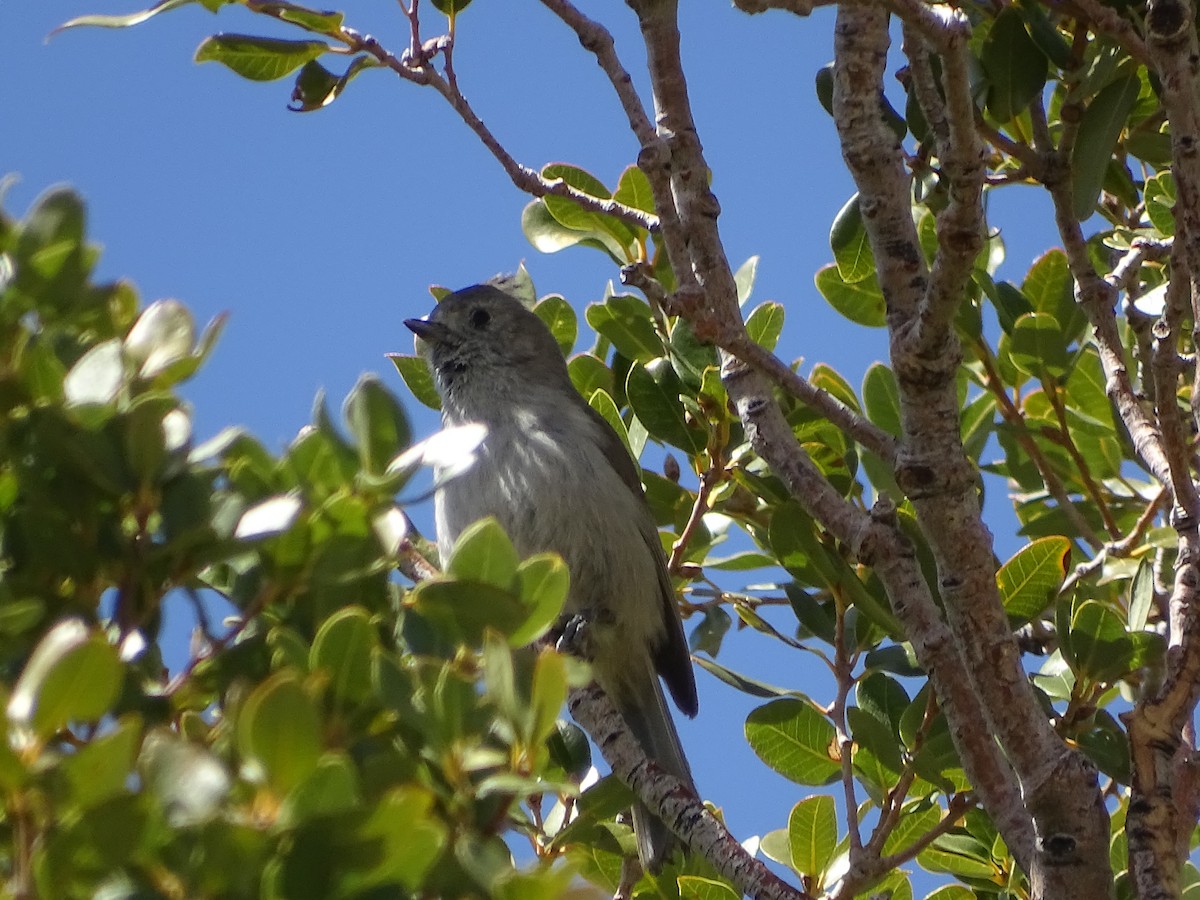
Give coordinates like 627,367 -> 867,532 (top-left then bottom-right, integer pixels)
815,264 -> 886,327
998,536 -> 1071,624
194,34 -> 328,82
982,8 -> 1049,122
745,697 -> 840,785
310,607 -> 378,704
446,517 -> 519,589
1071,75 -> 1141,220
788,794 -> 837,878
237,670 -> 323,792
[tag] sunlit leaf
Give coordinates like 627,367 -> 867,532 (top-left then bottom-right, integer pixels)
788,794 -> 837,877
815,264 -> 886,327
998,536 -> 1071,624
1071,75 -> 1140,220
195,34 -> 328,82
745,698 -> 840,785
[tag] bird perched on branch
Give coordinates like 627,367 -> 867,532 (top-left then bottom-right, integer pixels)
405,279 -> 698,872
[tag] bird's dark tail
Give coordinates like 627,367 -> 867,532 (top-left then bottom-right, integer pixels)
615,673 -> 695,874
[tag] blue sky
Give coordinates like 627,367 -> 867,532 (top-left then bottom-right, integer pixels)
5,0 -> 1065,890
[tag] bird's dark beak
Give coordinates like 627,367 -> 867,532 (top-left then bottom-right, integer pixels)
404,318 -> 452,345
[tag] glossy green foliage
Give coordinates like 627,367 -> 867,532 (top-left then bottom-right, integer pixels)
0,189 -> 587,898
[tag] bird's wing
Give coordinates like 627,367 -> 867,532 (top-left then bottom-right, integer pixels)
584,402 -> 699,718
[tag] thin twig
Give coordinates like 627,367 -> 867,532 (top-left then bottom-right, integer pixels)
329,26 -> 659,233
831,596 -> 862,854
1060,486 -> 1168,595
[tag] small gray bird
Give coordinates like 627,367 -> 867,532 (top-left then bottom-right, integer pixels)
405,281 -> 698,872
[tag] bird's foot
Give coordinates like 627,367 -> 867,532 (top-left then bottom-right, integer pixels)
553,611 -> 595,661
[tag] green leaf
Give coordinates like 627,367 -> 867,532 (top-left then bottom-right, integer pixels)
527,649 -> 568,746
289,55 -> 378,112
669,318 -> 718,391
124,298 -> 195,379
689,607 -> 732,656
310,607 -> 377,705
61,714 -> 142,810
568,354 -> 613,402
1071,74 -> 1141,220
625,359 -> 706,454
431,0 -> 473,14
510,553 -> 571,647
388,353 -> 441,410
815,264 -> 886,327
278,753 -> 362,827
194,34 -> 328,82
541,164 -> 636,261
613,165 -> 655,214
483,631 -> 518,722
1020,0 -> 1072,67
412,580 -> 532,646
856,672 -> 910,734
1129,558 -> 1155,632
238,671 -> 323,793
0,599 -> 45,637
810,364 -> 861,414
862,362 -> 901,436
1008,311 -> 1071,378
64,338 -> 125,410
1069,600 -> 1132,683
343,373 -> 410,474
769,503 -> 901,636
54,0 -> 200,33
998,536 -> 1071,624
788,794 -> 837,878
1145,171 -> 1177,236
585,294 -> 662,363
258,1 -> 344,34
446,517 -> 519,589
744,698 -> 840,785
734,256 -> 759,306
815,63 -> 834,116
1077,709 -> 1130,783
8,620 -> 123,743
745,301 -> 785,350
534,294 -> 577,356
982,8 -> 1048,122
975,274 -> 1032,336
547,719 -> 592,776
343,787 -> 448,892
587,388 -> 634,464
924,884 -> 976,899
786,585 -> 837,644
918,834 -> 998,880
881,800 -> 942,855
1023,248 -> 1085,341
693,656 -> 795,698
678,876 -> 742,900
523,200 -> 623,262
829,194 -> 875,283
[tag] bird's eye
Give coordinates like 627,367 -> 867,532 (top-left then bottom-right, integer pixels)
469,307 -> 490,329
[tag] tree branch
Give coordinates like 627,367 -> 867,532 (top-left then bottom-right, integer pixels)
566,681 -> 811,900
1062,0 -> 1152,65
730,0 -> 830,16
832,6 -> 1113,896
1124,5 -> 1200,887
913,8 -> 986,345
539,0 -> 657,146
